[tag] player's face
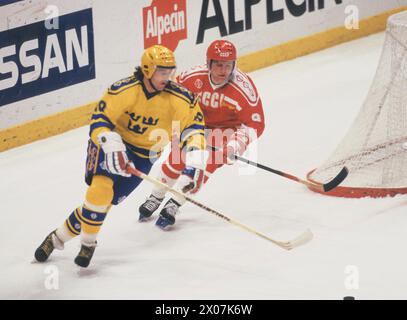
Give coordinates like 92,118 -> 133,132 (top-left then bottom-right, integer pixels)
210,60 -> 234,85
150,67 -> 175,91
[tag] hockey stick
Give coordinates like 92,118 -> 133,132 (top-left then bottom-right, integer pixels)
210,146 -> 349,192
126,165 -> 313,250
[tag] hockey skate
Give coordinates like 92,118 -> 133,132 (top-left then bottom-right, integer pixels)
34,230 -> 64,262
74,242 -> 97,268
138,195 -> 164,221
155,199 -> 181,230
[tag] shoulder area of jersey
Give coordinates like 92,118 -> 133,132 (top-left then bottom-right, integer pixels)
108,75 -> 141,95
177,65 -> 208,82
164,80 -> 196,105
229,69 -> 259,106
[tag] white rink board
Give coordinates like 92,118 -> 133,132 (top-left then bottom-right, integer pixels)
0,0 -> 406,129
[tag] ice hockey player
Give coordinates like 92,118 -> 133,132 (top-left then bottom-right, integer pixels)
139,39 -> 265,229
34,45 -> 208,268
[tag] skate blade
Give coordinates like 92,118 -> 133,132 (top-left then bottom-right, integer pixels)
138,216 -> 153,222
156,224 -> 173,231
155,220 -> 174,230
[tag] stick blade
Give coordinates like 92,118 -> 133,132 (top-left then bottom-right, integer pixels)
277,229 -> 314,250
322,166 -> 349,192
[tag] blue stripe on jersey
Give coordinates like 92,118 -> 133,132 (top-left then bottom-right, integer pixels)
180,124 -> 205,141
181,132 -> 205,149
108,76 -> 139,92
164,81 -> 195,103
91,114 -> 115,126
124,141 -> 161,158
89,121 -> 115,136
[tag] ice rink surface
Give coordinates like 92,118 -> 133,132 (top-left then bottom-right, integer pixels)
1,32 -> 407,300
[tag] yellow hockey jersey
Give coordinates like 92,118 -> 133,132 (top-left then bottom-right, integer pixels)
90,73 -> 205,159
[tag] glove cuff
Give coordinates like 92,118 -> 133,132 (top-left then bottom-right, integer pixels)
97,131 -> 126,153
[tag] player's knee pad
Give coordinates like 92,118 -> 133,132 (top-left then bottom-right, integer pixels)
85,175 -> 114,208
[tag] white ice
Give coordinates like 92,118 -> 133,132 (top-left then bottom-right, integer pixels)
1,32 -> 407,300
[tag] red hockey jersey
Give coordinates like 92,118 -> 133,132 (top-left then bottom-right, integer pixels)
176,65 -> 265,141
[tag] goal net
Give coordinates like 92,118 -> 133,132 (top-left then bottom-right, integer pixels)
307,10 -> 407,198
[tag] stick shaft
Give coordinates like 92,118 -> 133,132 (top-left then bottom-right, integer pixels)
127,166 -> 291,249
210,145 -> 324,191
233,154 -> 319,189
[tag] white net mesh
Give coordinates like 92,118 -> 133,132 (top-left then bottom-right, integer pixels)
308,11 -> 407,195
